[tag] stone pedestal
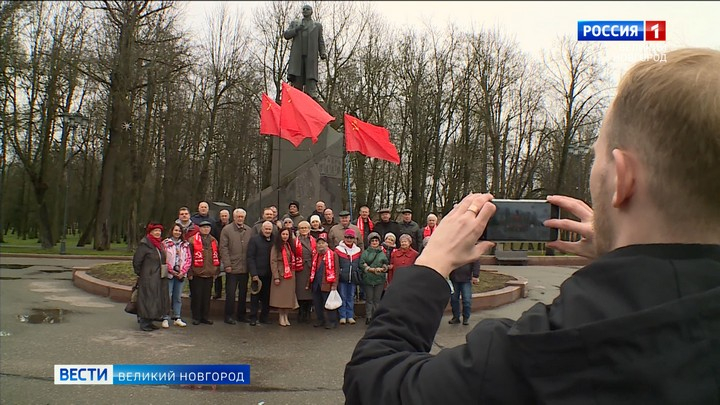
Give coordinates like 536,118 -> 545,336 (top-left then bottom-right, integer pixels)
246,125 -> 344,218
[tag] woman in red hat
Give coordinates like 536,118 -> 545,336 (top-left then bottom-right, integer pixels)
132,222 -> 170,331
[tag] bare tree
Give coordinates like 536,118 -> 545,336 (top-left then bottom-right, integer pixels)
2,2 -> 86,248
543,36 -> 607,195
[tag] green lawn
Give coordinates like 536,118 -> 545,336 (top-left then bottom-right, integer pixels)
0,233 -> 134,256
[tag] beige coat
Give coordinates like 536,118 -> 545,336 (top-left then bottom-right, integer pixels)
269,244 -> 299,310
219,222 -> 252,274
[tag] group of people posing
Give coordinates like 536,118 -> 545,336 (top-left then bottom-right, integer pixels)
131,200 -> 480,331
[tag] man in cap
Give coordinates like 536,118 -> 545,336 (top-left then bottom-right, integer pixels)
329,210 -> 363,251
188,220 -> 220,325
373,208 -> 401,242
397,208 -> 422,251
282,200 -> 305,230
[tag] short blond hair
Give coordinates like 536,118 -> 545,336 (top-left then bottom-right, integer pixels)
608,48 -> 720,224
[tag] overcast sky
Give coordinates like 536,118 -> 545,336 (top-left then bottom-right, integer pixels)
179,1 -> 720,87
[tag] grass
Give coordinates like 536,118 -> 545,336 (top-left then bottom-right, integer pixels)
0,233 -> 134,256
87,262 -> 192,294
472,272 -> 516,294
87,262 -> 138,286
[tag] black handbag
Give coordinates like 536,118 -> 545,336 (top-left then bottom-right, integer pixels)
124,280 -> 139,314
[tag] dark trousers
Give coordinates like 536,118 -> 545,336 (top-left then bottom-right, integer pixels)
249,275 -> 271,322
213,275 -> 223,298
225,273 -> 249,320
312,285 -> 337,326
189,277 -> 213,321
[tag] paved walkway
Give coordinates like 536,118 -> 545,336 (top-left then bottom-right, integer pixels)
0,256 -> 578,404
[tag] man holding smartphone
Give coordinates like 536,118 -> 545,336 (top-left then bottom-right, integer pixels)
344,48 -> 720,404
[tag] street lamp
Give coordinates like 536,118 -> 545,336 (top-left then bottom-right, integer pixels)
58,112 -> 89,255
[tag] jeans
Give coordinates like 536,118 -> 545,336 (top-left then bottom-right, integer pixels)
338,282 -> 355,319
450,281 -> 472,320
163,277 -> 185,320
363,283 -> 384,319
225,273 -> 249,320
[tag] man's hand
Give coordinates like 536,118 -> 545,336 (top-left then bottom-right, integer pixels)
472,277 -> 479,285
252,275 -> 260,282
274,278 -> 280,286
320,53 -> 327,60
544,195 -> 597,259
415,193 -> 496,278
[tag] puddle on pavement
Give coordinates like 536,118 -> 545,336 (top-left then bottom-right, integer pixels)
0,276 -> 22,280
17,308 -> 69,324
1,264 -> 32,269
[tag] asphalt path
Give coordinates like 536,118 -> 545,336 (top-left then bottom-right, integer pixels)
0,256 -> 578,404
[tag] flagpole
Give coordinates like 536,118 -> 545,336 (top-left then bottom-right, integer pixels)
346,153 -> 353,221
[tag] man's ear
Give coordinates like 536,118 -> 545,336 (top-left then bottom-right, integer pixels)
611,149 -> 637,208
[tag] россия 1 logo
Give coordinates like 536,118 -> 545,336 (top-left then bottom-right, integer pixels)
578,21 -> 666,41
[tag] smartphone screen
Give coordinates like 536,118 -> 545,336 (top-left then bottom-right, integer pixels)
480,200 -> 560,242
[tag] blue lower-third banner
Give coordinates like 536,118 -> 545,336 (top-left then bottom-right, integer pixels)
54,364 -> 250,385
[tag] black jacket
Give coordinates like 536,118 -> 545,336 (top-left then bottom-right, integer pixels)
344,244 -> 720,404
247,234 -> 273,277
373,220 -> 400,242
397,220 -> 422,251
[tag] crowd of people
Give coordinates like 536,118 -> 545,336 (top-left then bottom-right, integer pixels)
131,200 -> 462,331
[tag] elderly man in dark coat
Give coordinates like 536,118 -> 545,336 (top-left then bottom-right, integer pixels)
283,4 -> 326,100
132,223 -> 170,331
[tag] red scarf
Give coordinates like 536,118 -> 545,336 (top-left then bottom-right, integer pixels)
147,234 -> 164,251
310,249 -> 336,283
423,225 -> 435,239
192,233 -> 219,267
281,243 -> 293,279
293,235 -> 316,271
357,218 -> 374,238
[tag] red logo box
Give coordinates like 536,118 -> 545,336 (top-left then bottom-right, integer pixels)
645,21 -> 666,41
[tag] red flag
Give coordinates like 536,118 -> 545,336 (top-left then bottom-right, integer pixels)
260,93 -> 281,136
279,82 -> 334,145
259,93 -> 308,147
344,113 -> 400,165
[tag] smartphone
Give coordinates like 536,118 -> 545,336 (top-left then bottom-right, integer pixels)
479,199 -> 560,242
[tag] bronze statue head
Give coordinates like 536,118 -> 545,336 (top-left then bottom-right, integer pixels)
302,4 -> 313,18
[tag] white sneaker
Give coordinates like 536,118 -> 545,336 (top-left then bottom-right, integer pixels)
174,319 -> 187,327
339,318 -> 347,325
348,318 -> 356,325
161,320 -> 169,329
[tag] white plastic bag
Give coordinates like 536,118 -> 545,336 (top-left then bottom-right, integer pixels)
325,289 -> 342,310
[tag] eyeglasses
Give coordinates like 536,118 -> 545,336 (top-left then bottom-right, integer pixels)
344,236 -> 355,239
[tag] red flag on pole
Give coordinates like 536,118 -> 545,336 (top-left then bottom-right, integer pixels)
279,82 -> 335,145
260,93 -> 281,136
259,92 -> 310,147
344,113 -> 400,165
